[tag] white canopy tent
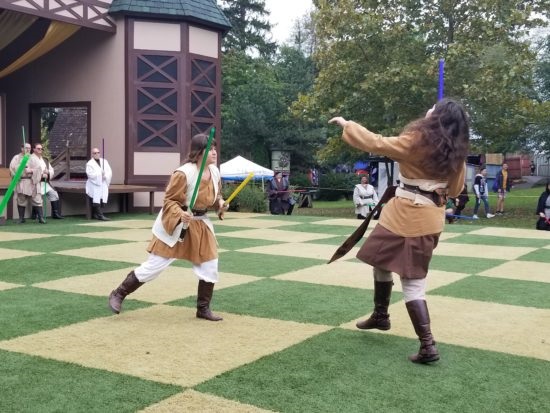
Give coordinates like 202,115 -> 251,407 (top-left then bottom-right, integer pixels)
220,155 -> 274,191
220,155 -> 274,180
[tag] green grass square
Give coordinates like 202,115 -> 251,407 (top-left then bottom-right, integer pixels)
0,254 -> 134,284
0,235 -> 130,253
171,279 -> 403,325
516,249 -> 550,263
218,251 -> 326,276
196,329 -> 550,413
0,217 -> 125,235
0,350 -> 181,413
213,225 -> 252,233
277,222 -> 356,236
0,287 -> 150,340
429,276 -> 550,309
441,234 -> 544,248
442,222 -> 483,232
429,255 -> 505,274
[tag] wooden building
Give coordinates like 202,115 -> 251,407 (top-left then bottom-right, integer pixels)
0,0 -> 230,218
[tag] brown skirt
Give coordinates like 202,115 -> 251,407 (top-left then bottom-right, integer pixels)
357,224 -> 440,279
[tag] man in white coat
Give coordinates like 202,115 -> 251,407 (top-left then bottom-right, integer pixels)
86,147 -> 112,221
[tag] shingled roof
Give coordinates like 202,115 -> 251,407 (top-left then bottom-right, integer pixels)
109,0 -> 231,32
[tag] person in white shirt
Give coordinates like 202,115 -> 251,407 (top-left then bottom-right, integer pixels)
353,174 -> 379,219
31,143 -> 63,221
472,167 -> 495,219
86,147 -> 112,221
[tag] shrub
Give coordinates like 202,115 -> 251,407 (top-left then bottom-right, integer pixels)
317,172 -> 356,201
222,183 -> 267,213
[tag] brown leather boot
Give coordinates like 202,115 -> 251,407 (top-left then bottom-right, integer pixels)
108,271 -> 144,314
406,299 -> 440,363
356,281 -> 393,330
196,280 -> 223,321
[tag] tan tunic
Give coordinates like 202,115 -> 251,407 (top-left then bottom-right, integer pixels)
9,153 -> 42,197
146,169 -> 221,264
343,121 -> 465,237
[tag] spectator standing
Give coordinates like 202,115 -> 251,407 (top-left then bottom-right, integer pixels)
8,143 -> 34,223
472,167 -> 495,219
86,147 -> 112,221
495,163 -> 511,215
268,172 -> 294,215
31,143 -> 63,221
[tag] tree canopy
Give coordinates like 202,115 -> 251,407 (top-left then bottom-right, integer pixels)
298,0 -> 550,164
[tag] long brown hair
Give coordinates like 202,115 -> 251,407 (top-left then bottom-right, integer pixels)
405,98 -> 470,179
183,134 -> 216,164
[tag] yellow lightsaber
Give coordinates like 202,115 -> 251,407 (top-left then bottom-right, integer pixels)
225,172 -> 254,204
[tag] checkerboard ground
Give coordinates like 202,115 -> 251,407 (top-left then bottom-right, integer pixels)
1,213 -> 549,412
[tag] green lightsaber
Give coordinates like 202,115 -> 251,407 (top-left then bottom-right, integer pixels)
0,127 -> 30,216
189,127 -> 215,210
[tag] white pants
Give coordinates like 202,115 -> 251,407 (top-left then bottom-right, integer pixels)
134,253 -> 219,284
373,268 -> 426,302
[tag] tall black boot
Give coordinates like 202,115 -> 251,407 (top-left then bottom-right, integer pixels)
92,203 -> 110,221
33,206 -> 46,224
356,281 -> 393,330
196,280 -> 223,321
406,300 -> 440,364
51,200 -> 64,219
108,271 -> 144,314
17,206 -> 26,224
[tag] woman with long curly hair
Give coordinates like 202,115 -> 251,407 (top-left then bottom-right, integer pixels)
329,98 -> 469,363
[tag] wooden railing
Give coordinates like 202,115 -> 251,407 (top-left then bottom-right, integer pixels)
51,145 -> 87,180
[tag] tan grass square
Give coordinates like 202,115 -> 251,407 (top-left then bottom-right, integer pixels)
0,305 -> 331,386
68,228 -> 154,242
479,261 -> 550,284
438,232 -> 462,241
217,228 -> 337,243
33,267 -> 261,304
0,281 -> 23,291
214,218 -> 300,229
77,219 -> 154,229
274,265 -> 467,293
468,227 -> 550,240
340,296 -> 550,361
223,212 -> 265,220
0,232 -> 55,242
237,242 -> 359,261
0,248 -> 42,261
56,242 -> 150,263
434,243 -> 534,260
140,389 -> 274,413
273,261 -> 376,290
310,218 -> 368,227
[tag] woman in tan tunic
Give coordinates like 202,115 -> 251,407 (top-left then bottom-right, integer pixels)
330,98 -> 469,363
108,134 -> 227,321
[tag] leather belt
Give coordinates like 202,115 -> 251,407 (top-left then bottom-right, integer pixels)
192,209 -> 207,216
401,183 -> 436,197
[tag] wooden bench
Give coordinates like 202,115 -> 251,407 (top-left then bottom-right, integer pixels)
53,181 -> 158,219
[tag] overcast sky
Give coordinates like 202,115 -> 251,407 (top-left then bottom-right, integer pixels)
264,0 -> 313,44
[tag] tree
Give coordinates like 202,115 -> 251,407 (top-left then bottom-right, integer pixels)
219,0 -> 277,58
221,50 -> 285,165
299,0 -> 550,165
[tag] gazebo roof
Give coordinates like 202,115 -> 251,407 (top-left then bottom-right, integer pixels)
109,0 -> 231,32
